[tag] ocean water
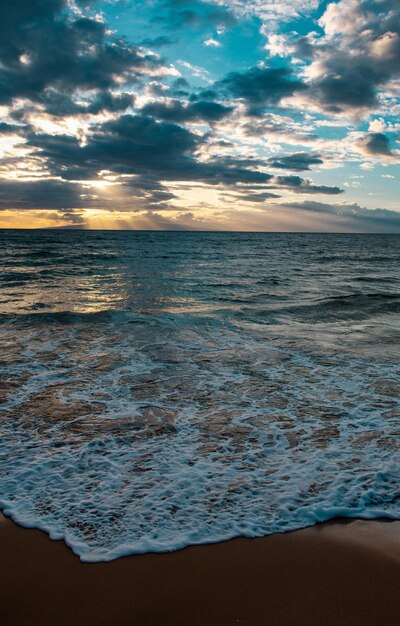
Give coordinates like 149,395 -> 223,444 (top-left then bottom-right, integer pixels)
0,230 -> 399,562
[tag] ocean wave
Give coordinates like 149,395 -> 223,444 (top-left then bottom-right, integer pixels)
0,231 -> 399,562
0,309 -> 129,325
276,293 -> 400,322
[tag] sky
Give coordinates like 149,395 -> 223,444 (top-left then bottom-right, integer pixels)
0,0 -> 399,231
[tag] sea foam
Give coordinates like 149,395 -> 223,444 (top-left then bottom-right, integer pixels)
0,231 -> 399,561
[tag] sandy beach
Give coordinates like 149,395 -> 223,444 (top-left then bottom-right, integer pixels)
1,513 -> 399,626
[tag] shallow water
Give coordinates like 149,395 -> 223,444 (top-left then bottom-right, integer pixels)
0,230 -> 399,561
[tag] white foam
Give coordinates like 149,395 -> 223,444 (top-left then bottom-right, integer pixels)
0,313 -> 399,561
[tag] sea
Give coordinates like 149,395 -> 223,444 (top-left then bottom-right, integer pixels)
0,230 -> 399,561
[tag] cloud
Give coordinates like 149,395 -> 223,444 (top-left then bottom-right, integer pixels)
0,179 -> 90,210
24,113 -> 277,194
27,114 -> 200,181
140,36 -> 178,48
33,91 -> 135,118
284,199 -> 400,232
162,0 -> 236,29
272,176 -> 343,195
140,198 -> 400,233
0,0 -> 164,110
304,0 -> 400,114
206,0 -> 319,23
311,60 -> 379,112
356,132 -> 395,157
217,66 -> 306,107
0,176 -> 179,215
0,122 -> 27,135
141,99 -> 233,123
3,107 -> 342,214
0,0 -> 398,230
227,190 -> 281,203
268,152 -> 323,171
204,38 -> 221,47
241,114 -> 318,144
291,34 -> 317,60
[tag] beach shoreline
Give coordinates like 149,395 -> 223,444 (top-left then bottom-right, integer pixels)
1,513 -> 399,626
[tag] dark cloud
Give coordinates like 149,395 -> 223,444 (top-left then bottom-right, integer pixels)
31,90 -> 135,117
0,176 -> 178,213
0,179 -> 90,210
0,0 -> 64,64
268,152 -> 323,171
0,122 -> 27,135
292,35 -> 317,60
1,0 -> 395,225
307,0 -> 400,113
217,66 -> 306,107
235,191 -> 281,202
356,133 -> 394,157
140,36 -> 178,48
163,0 -> 237,30
27,114 -> 199,181
173,77 -> 191,90
12,110 -> 343,212
141,99 -> 233,123
273,176 -> 343,195
26,114 -> 273,187
191,89 -> 219,101
169,77 -> 191,97
312,58 -> 380,112
0,1 -> 161,107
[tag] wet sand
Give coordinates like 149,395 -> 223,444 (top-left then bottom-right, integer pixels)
1,513 -> 399,626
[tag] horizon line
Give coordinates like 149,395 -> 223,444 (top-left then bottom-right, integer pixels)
0,228 -> 399,235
